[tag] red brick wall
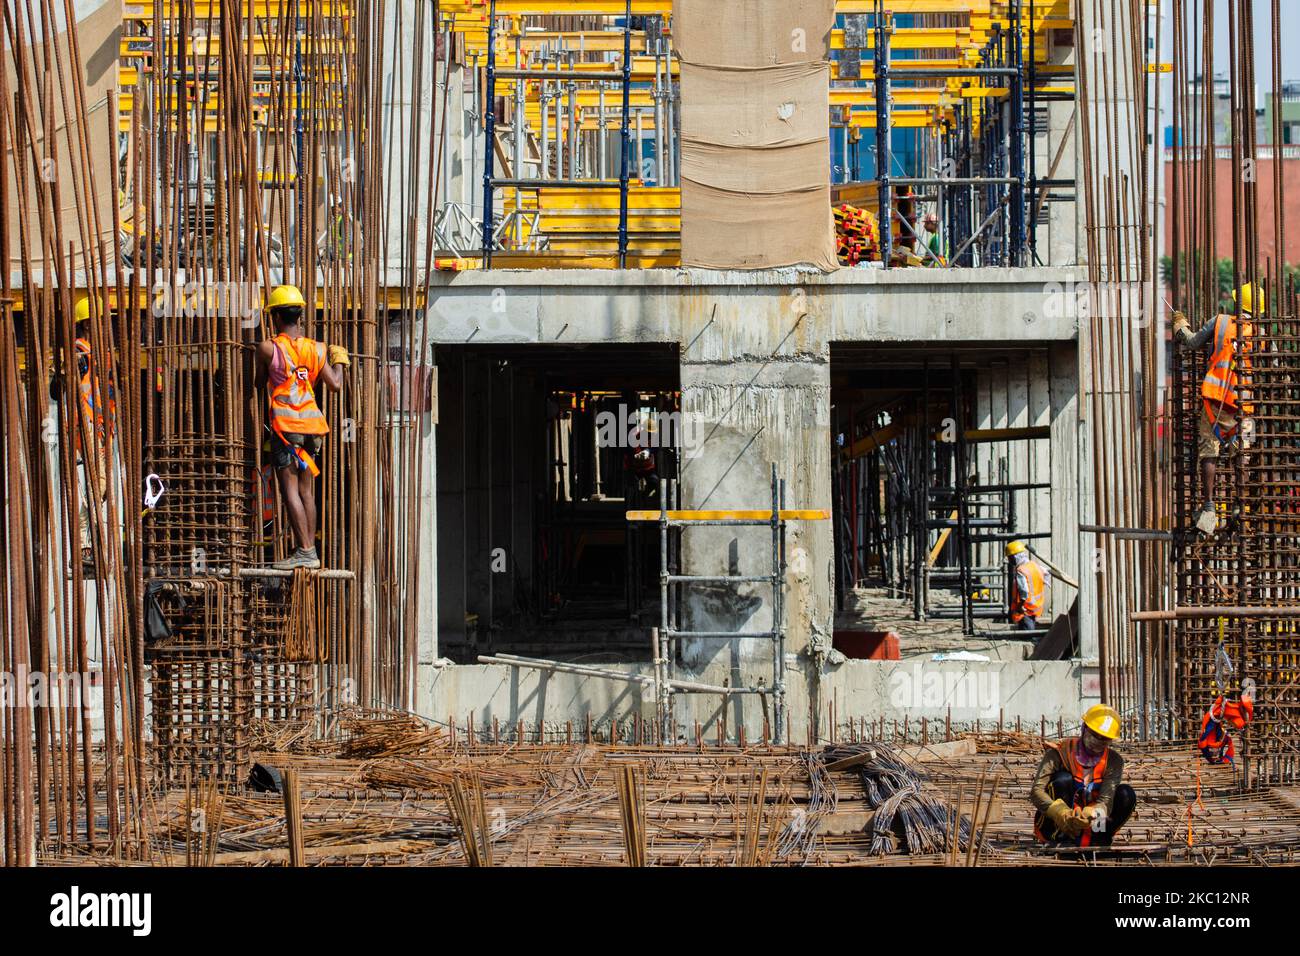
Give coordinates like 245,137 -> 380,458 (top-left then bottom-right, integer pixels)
1164,157 -> 1300,266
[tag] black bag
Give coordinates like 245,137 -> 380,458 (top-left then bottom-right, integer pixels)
145,581 -> 172,643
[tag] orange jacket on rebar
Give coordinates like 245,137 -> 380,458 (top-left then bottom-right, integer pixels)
1202,314 -> 1253,414
268,334 -> 329,437
1199,695 -> 1254,765
1010,558 -> 1045,622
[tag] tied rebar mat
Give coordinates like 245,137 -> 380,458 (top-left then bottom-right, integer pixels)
1172,282 -> 1300,786
1167,0 -> 1300,786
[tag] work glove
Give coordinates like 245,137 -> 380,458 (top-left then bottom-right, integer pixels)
1082,804 -> 1107,834
1044,799 -> 1074,835
1171,310 -> 1190,340
327,344 -> 351,367
1062,808 -> 1091,838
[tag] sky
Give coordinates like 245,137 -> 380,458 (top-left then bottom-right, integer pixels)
1159,0 -> 1300,91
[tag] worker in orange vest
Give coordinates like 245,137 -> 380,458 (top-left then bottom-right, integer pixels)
254,285 -> 349,570
68,296 -> 116,572
1006,540 -> 1049,630
1172,284 -> 1258,535
1198,681 -> 1255,766
1031,704 -> 1136,847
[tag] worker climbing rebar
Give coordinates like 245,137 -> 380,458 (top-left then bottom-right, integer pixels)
254,285 -> 349,570
62,296 -> 117,574
1006,540 -> 1049,631
1030,705 -> 1135,847
1172,284 -> 1258,536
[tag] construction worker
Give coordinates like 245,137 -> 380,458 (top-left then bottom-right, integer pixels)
1031,704 -> 1136,847
68,296 -> 116,571
321,195 -> 356,263
1198,680 -> 1255,766
921,212 -> 946,266
253,285 -> 349,570
1006,540 -> 1049,630
1172,284 -> 1258,535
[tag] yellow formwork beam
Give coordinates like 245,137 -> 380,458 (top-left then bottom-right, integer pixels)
626,510 -> 830,522
444,0 -> 1069,17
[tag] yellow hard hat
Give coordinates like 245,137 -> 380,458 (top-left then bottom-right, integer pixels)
1005,540 -> 1027,557
1233,283 -> 1264,315
74,296 -> 92,323
267,284 -> 306,311
1083,704 -> 1121,740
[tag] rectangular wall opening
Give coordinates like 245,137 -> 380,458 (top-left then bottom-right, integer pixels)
830,342 -> 1079,661
436,343 -> 681,663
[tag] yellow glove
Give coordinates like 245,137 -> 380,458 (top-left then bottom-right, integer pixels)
1082,804 -> 1107,832
1062,808 -> 1090,839
327,344 -> 351,367
1172,310 -> 1190,339
1043,799 -> 1073,833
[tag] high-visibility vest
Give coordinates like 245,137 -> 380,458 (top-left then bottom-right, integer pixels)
268,334 -> 329,437
74,337 -> 115,446
1011,559 -> 1045,622
1202,314 -> 1253,412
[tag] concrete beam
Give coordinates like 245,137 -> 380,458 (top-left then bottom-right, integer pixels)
426,267 -> 1084,345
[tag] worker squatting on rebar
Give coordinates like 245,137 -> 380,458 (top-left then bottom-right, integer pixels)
1030,705 -> 1136,848
1171,284 -> 1259,536
1006,540 -> 1048,631
253,285 -> 350,571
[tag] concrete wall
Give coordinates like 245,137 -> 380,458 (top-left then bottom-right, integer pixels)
426,658 -> 1085,743
420,266 -> 1093,735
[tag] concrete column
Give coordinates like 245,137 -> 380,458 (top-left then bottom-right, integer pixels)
676,292 -> 833,681
414,368 -> 439,716
382,1 -> 436,278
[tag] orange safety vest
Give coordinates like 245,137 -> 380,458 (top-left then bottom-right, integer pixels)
1202,313 -> 1253,415
74,337 -> 115,447
268,334 -> 329,438
1011,559 -> 1045,622
1034,738 -> 1110,845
